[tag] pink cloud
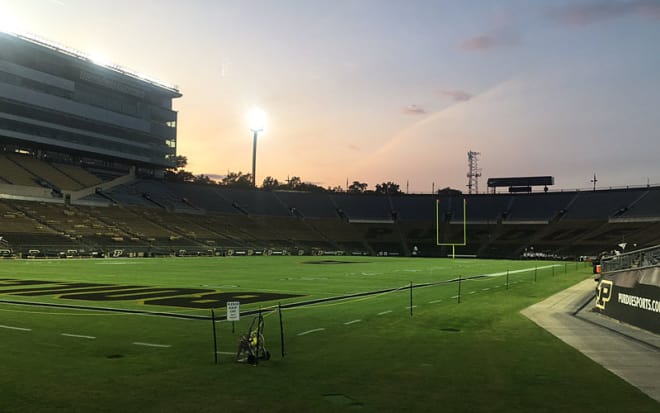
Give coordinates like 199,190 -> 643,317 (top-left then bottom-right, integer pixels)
547,0 -> 660,26
440,89 -> 473,102
402,105 -> 426,115
459,32 -> 520,52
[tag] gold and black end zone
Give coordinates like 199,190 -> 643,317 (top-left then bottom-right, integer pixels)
0,278 -> 301,309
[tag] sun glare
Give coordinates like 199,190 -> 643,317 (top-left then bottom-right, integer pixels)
247,107 -> 267,133
0,12 -> 23,34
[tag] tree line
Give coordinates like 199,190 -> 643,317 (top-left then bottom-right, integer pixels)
164,155 -> 405,194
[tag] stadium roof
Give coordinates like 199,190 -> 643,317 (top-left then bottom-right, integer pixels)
0,29 -> 180,96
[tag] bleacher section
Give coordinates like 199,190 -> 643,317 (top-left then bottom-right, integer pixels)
273,191 -> 338,218
8,154 -> 83,190
330,194 -> 393,222
506,192 -> 576,223
1,180 -> 659,258
0,154 -> 38,186
561,189 -> 643,220
53,163 -> 103,187
0,153 -> 106,194
617,187 -> 660,221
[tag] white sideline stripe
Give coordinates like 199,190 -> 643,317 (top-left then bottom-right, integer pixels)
468,291 -> 476,294
344,319 -> 361,325
405,305 -> 418,309
297,328 -> 325,336
0,324 -> 31,331
482,288 -> 490,291
216,351 -> 236,355
450,295 -> 459,299
428,299 -> 443,304
133,342 -> 171,348
61,333 -> 95,339
377,310 -> 392,315
484,264 -> 560,278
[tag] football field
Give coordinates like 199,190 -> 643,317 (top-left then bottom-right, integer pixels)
1,257 -> 657,412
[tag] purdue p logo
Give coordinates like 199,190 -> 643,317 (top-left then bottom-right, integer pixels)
595,280 -> 613,310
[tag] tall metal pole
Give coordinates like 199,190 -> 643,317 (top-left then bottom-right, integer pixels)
251,130 -> 258,187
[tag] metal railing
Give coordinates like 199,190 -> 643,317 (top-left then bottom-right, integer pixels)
600,244 -> 660,273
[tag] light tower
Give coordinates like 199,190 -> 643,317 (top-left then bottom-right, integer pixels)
466,150 -> 482,194
247,107 -> 266,187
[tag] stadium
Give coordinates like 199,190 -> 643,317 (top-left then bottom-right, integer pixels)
1,28 -> 659,413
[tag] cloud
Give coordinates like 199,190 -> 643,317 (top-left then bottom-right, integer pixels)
459,32 -> 520,51
402,105 -> 426,115
440,89 -> 473,102
546,0 -> 660,26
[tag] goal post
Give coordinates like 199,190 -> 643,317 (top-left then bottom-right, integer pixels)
436,198 -> 467,259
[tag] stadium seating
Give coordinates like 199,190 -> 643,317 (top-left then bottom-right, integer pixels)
561,189 -> 644,220
8,154 -> 83,190
2,177 -> 660,259
0,154 -> 39,186
617,188 -> 660,220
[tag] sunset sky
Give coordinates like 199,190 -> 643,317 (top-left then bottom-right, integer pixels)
2,0 -> 659,192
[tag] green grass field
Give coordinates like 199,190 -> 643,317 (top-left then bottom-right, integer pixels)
0,257 -> 657,412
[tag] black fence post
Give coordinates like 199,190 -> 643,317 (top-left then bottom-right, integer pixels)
278,303 -> 285,358
457,275 -> 462,304
211,309 -> 218,365
409,281 -> 413,317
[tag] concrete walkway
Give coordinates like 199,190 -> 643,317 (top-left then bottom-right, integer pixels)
521,278 -> 660,403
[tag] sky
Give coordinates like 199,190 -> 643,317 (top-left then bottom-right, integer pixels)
1,0 -> 659,193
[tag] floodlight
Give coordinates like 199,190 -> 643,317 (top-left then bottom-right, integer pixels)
247,107 -> 266,133
247,107 -> 267,187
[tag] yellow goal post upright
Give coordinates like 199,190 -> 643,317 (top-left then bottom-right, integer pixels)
435,198 -> 467,259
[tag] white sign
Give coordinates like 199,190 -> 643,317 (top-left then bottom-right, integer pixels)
226,301 -> 240,321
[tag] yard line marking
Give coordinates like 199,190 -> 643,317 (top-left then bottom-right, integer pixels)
297,328 -> 325,336
468,291 -> 476,294
0,324 -> 31,331
493,285 -> 500,288
482,288 -> 490,291
377,310 -> 392,316
344,319 -> 362,325
428,299 -> 443,304
405,305 -> 418,309
450,295 -> 459,299
133,342 -> 171,348
61,333 -> 95,339
215,351 -> 236,355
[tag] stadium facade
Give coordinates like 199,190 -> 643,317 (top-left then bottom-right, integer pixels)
0,30 -> 181,174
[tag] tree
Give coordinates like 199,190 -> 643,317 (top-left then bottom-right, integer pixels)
375,181 -> 403,195
164,154 -> 194,182
328,185 -> 344,193
296,182 -> 326,192
262,176 -> 280,190
348,181 -> 368,194
193,174 -> 214,185
220,171 -> 253,189
164,169 -> 195,182
285,176 -> 302,190
173,155 -> 188,169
